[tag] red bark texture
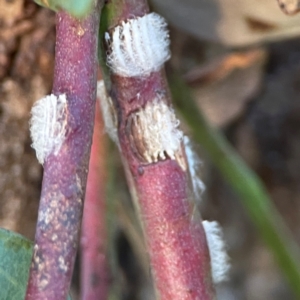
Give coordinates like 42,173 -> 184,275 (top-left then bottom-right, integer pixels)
25,5 -> 101,299
80,102 -> 109,300
102,0 -> 216,298
112,73 -> 215,300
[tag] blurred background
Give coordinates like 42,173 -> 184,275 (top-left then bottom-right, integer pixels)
1,0 -> 300,299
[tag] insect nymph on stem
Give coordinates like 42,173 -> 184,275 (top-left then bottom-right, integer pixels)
106,12 -> 170,77
30,94 -> 68,164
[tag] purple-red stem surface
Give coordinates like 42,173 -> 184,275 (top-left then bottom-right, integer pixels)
81,102 -> 109,300
26,5 -> 101,299
103,0 -> 215,298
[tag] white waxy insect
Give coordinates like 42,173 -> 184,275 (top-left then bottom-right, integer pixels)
202,220 -> 230,284
106,12 -> 170,77
129,99 -> 183,164
30,94 -> 68,164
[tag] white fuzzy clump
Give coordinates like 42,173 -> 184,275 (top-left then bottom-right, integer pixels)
184,136 -> 206,201
131,100 -> 183,163
202,220 -> 230,284
30,94 -> 68,164
97,81 -> 119,145
106,12 -> 170,77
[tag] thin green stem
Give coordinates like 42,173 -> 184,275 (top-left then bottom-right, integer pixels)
170,73 -> 300,297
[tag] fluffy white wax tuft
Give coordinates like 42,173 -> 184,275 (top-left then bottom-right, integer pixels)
202,220 -> 230,284
106,12 -> 170,77
30,94 -> 68,164
131,99 -> 183,163
184,136 -> 206,201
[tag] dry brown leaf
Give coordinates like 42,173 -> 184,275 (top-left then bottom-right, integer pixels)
277,0 -> 300,15
151,0 -> 300,46
187,49 -> 266,127
184,50 -> 265,85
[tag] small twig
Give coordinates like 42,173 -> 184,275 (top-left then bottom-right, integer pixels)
80,102 -> 109,300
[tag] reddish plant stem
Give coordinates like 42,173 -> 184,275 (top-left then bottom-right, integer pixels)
80,102 -> 109,300
102,1 -> 215,298
114,75 -> 214,300
26,5 -> 101,300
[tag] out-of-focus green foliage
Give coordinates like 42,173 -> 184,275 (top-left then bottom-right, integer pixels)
0,228 -> 72,300
34,0 -> 94,18
0,228 -> 33,299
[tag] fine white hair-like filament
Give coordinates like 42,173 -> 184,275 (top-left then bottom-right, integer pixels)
184,136 -> 206,201
30,94 -> 68,164
202,220 -> 230,284
97,80 -> 119,145
106,12 -> 170,77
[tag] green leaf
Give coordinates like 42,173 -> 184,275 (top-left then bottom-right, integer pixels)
34,0 -> 94,18
0,228 -> 33,300
0,228 -> 72,300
